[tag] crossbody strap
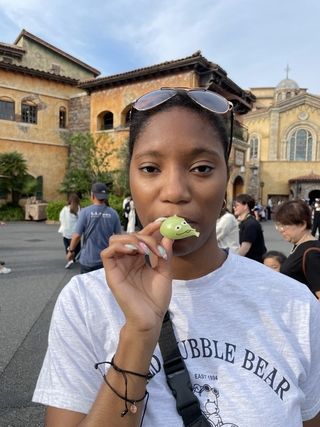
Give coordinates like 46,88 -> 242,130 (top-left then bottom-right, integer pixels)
83,207 -> 107,246
159,312 -> 211,427
302,246 -> 320,278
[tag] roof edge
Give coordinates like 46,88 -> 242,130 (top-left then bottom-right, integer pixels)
14,29 -> 100,77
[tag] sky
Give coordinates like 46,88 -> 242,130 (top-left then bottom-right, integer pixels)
0,0 -> 319,94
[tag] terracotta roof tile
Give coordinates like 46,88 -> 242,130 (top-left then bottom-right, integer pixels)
289,172 -> 320,182
79,51 -> 218,88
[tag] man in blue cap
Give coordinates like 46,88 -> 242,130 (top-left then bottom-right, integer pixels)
66,182 -> 122,273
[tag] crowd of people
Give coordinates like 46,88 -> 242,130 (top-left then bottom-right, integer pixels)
32,87 -> 320,427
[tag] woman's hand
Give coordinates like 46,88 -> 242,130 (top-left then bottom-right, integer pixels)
101,220 -> 174,334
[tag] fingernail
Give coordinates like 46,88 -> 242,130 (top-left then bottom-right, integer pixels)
157,245 -> 167,260
138,242 -> 151,255
124,244 -> 138,251
155,217 -> 167,223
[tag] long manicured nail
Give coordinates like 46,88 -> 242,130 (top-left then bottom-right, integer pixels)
124,244 -> 138,251
155,217 -> 167,223
138,242 -> 151,255
157,245 -> 167,260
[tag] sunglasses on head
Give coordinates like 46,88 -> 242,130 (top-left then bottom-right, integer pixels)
131,87 -> 234,158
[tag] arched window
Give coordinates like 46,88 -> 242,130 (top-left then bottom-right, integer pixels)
0,97 -> 15,121
249,136 -> 259,160
21,101 -> 37,124
102,111 -> 113,130
288,129 -> 313,161
59,107 -> 67,128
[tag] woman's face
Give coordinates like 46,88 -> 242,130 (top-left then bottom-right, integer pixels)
129,107 -> 228,256
275,222 -> 307,244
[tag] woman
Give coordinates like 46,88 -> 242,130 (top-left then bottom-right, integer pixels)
216,206 -> 239,252
33,88 -> 320,426
58,193 -> 81,267
274,199 -> 320,299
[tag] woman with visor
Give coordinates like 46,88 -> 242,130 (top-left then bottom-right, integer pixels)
33,88 -> 320,427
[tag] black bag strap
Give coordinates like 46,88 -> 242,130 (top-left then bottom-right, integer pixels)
159,312 -> 211,427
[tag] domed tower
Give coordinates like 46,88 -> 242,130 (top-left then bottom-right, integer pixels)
275,66 -> 300,103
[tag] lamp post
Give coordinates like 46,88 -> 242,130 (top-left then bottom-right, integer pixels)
260,181 -> 265,204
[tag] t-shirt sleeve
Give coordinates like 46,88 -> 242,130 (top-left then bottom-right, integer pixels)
74,209 -> 87,235
32,278 -> 102,414
241,220 -> 258,243
300,301 -> 320,420
114,213 -> 122,234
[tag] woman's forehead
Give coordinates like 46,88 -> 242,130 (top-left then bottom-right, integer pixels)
134,107 -> 221,147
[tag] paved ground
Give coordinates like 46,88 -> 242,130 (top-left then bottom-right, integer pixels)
0,219 -> 291,427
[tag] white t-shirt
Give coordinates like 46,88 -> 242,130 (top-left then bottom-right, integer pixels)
33,252 -> 320,426
216,212 -> 239,252
58,205 -> 80,239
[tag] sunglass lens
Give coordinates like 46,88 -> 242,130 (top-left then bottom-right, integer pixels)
134,89 -> 176,111
188,90 -> 230,114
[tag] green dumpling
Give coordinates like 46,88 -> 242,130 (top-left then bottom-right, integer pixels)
160,215 -> 200,240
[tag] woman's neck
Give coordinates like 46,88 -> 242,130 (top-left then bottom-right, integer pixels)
294,230 -> 316,246
171,241 -> 227,280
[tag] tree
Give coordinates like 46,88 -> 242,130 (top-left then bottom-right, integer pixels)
60,132 -> 116,197
0,151 -> 37,205
110,138 -> 130,197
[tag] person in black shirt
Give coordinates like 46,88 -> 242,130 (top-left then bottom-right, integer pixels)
233,194 -> 267,262
275,199 -> 320,299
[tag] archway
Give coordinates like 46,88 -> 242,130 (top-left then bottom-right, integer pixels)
309,189 -> 320,205
232,175 -> 244,201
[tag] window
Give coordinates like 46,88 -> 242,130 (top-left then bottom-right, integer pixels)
59,107 -> 66,128
102,111 -> 113,130
21,102 -> 37,124
288,129 -> 313,161
0,99 -> 15,121
249,136 -> 259,160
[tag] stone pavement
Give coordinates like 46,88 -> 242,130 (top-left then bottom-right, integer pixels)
0,219 -> 291,427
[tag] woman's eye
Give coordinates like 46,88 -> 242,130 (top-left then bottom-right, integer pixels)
192,165 -> 214,173
140,165 -> 159,173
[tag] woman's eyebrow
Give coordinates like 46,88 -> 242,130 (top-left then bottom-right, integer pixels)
134,147 -> 221,160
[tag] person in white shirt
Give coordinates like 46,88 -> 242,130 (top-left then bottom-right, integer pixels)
58,193 -> 81,267
216,207 -> 239,252
33,88 -> 320,427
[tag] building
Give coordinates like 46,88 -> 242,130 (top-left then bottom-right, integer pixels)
242,72 -> 320,207
0,29 -> 99,201
1,32 -> 255,203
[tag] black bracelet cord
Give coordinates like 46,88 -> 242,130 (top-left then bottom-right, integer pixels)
94,357 -> 153,426
102,374 -> 148,417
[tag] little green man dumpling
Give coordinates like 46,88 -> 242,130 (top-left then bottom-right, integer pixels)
160,215 -> 200,240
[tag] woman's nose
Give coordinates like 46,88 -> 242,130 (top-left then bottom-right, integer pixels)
159,167 -> 191,204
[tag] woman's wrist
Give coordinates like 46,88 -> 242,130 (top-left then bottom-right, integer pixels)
114,323 -> 161,371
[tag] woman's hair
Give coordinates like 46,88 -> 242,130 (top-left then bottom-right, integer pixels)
128,90 -> 230,163
234,194 -> 255,212
68,193 -> 80,216
262,250 -> 287,266
274,199 -> 312,229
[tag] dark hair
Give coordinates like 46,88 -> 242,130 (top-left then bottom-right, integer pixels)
234,194 -> 255,212
68,193 -> 80,216
262,250 -> 287,265
274,199 -> 312,229
128,90 -> 230,163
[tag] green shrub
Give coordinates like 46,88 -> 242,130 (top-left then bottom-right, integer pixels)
0,203 -> 24,221
46,200 -> 66,221
108,194 -> 124,223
